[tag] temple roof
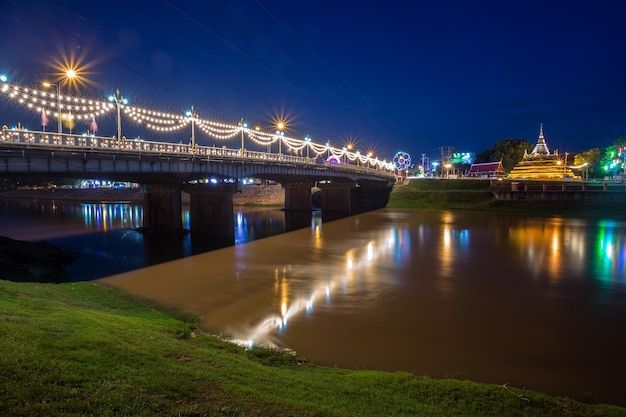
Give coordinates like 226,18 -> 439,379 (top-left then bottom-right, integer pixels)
508,124 -> 578,180
530,123 -> 550,155
466,161 -> 507,178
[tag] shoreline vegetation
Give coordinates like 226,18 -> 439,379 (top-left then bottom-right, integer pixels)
2,181 -> 626,415
2,279 -> 625,416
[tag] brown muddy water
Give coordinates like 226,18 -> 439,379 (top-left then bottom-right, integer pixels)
100,208 -> 626,407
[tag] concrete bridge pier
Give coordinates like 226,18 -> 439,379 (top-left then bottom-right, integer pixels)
351,181 -> 393,212
142,183 -> 183,233
184,182 -> 240,239
318,181 -> 355,213
283,182 -> 315,211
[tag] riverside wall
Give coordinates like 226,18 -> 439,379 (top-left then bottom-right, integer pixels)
491,180 -> 626,202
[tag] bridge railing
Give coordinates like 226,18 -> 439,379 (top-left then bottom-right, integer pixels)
0,128 -> 395,177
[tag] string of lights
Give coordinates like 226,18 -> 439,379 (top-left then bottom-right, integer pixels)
0,79 -> 393,170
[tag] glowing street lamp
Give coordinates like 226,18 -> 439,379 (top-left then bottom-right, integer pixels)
186,106 -> 198,149
42,69 -> 76,134
239,118 -> 247,155
344,143 -> 354,164
276,122 -> 285,154
108,89 -> 128,144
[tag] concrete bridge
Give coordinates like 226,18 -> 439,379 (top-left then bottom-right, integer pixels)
0,129 -> 396,238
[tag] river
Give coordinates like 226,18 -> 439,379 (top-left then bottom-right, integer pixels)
1,197 -> 625,407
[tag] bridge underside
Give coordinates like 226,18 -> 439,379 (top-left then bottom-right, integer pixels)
0,148 -> 395,239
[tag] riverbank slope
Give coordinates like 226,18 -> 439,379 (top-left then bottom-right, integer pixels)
387,178 -> 626,216
1,279 -> 624,416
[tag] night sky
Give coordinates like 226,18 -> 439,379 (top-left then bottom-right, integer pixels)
1,0 -> 625,162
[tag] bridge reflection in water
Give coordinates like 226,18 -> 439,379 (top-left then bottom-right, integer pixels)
0,197 -> 304,280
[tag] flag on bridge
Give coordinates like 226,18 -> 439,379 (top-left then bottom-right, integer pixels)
89,116 -> 98,134
41,108 -> 48,130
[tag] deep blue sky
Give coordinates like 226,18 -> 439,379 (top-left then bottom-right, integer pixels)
1,0 -> 625,162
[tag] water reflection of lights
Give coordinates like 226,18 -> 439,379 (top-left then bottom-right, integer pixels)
231,227 -> 405,349
595,221 -> 626,283
81,203 -> 142,230
367,242 -> 375,261
443,228 -> 451,248
513,220 -> 572,280
346,253 -> 354,270
234,208 -> 288,245
439,225 -> 470,280
511,218 -> 626,284
312,214 -> 323,248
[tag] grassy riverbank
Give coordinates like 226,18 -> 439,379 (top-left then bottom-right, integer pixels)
1,279 -> 625,416
387,179 -> 626,216
387,179 -> 496,210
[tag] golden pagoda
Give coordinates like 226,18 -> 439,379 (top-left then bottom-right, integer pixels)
507,124 -> 578,180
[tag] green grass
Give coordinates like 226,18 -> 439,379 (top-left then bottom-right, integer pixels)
387,179 -> 626,216
1,280 -> 625,416
388,179 -> 496,210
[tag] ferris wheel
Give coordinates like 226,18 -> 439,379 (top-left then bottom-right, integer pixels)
392,151 -> 411,171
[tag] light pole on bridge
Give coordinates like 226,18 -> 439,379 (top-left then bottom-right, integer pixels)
108,89 -> 128,145
239,118 -> 247,155
275,122 -> 285,155
304,135 -> 311,158
43,69 -> 76,135
186,106 -> 198,150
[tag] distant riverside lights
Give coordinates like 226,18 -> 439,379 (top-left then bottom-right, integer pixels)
0,79 -> 394,171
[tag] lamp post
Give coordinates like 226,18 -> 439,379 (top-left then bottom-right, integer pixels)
43,69 -> 76,135
239,118 -> 247,155
186,106 -> 197,149
345,143 -> 353,164
276,122 -> 285,155
42,82 -> 62,134
304,135 -> 311,158
108,89 -> 128,145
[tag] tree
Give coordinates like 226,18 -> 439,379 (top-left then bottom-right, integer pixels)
475,138 -> 533,172
598,136 -> 626,179
574,148 -> 602,179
